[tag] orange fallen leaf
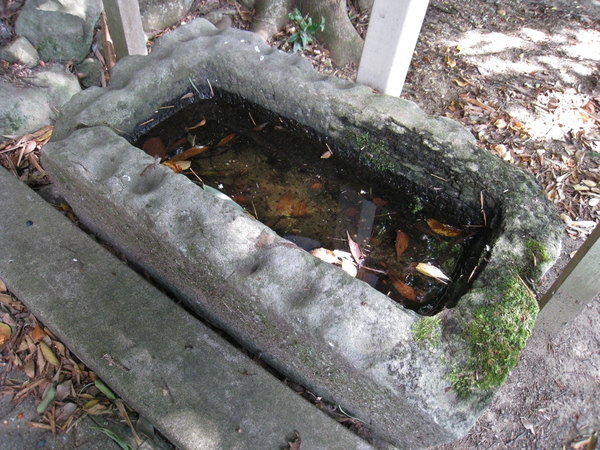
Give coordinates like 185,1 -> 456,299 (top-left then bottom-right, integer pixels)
426,219 -> 462,237
170,145 -> 210,162
231,195 -> 247,205
216,133 -> 236,147
161,160 -> 183,173
0,323 -> 11,345
31,323 -> 47,341
310,183 -> 322,189
387,270 -> 417,301
395,230 -> 409,260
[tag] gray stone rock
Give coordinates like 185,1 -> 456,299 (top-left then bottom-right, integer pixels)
43,19 -> 563,449
76,57 -> 102,88
0,36 -> 39,68
138,0 -> 194,32
15,0 -> 102,63
0,64 -> 81,136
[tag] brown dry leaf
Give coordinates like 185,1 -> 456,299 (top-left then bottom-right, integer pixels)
388,270 -> 417,301
170,145 -> 210,162
55,402 -> 78,424
184,117 -> 206,131
288,430 -> 302,450
426,219 -> 463,237
395,230 -> 409,260
372,197 -> 387,208
216,133 -> 236,147
444,55 -> 456,68
310,248 -> 340,264
453,78 -> 469,87
0,322 -> 11,345
23,359 -> 35,379
310,182 -> 321,189
31,323 -> 47,341
0,279 -> 6,292
39,342 -> 60,367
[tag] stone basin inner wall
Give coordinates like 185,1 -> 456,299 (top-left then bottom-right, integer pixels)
42,19 -> 564,449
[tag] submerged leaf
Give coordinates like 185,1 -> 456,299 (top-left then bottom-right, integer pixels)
216,133 -> 236,147
395,230 -> 409,260
416,263 -> 450,284
170,145 -> 209,162
387,270 -> 417,301
184,117 -> 206,131
426,219 -> 462,237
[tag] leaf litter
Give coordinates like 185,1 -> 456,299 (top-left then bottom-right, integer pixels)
0,285 -> 162,448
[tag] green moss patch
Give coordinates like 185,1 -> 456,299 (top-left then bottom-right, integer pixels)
412,316 -> 441,348
521,239 -> 550,280
449,275 -> 538,397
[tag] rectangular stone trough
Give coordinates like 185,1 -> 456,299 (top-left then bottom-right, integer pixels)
42,19 -> 564,449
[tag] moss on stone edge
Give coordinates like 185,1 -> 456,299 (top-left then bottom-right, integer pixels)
354,132 -> 395,172
449,275 -> 538,397
522,239 -> 550,280
412,316 -> 442,349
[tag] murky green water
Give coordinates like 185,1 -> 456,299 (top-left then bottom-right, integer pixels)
133,91 -> 488,314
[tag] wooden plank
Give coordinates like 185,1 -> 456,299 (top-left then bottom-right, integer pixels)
535,223 -> 600,336
356,0 -> 430,97
102,0 -> 147,60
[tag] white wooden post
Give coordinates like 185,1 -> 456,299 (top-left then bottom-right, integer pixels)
535,224 -> 600,336
356,0 -> 430,97
102,0 -> 147,60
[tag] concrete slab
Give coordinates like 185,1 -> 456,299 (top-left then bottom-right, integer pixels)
0,166 -> 373,450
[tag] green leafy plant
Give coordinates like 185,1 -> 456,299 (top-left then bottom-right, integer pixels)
287,8 -> 325,53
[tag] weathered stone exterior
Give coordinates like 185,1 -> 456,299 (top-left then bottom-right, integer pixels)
43,19 -> 563,449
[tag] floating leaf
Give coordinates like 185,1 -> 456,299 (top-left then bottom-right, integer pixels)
37,384 -> 56,414
426,219 -> 462,237
388,270 -> 417,301
395,230 -> 409,260
170,145 -> 209,162
341,259 -> 358,277
310,248 -> 339,264
416,263 -> 450,284
39,341 -> 60,366
161,160 -> 183,173
310,183 -> 321,189
346,231 -> 363,265
95,379 -> 116,400
216,133 -> 236,147
0,322 -> 11,345
184,117 -> 206,132
320,149 -> 333,159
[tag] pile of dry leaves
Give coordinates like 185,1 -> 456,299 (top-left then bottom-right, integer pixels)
0,281 -> 152,449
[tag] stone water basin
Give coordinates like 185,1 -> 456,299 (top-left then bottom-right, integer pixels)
43,18 -> 563,449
